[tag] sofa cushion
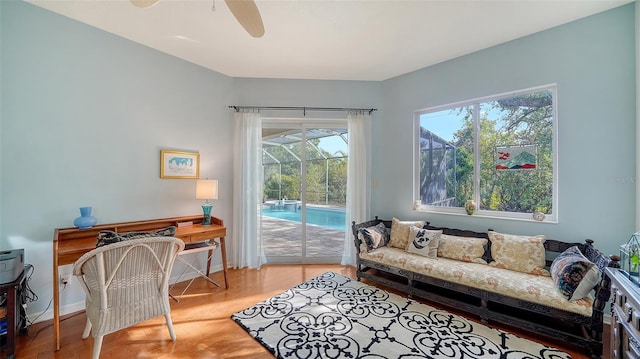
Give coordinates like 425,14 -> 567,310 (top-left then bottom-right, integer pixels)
550,245 -> 601,301
437,234 -> 487,264
389,218 -> 425,249
96,226 -> 177,247
406,226 -> 442,258
359,222 -> 389,252
360,247 -> 593,317
488,231 -> 550,276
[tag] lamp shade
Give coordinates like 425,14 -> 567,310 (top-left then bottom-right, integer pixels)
196,179 -> 218,200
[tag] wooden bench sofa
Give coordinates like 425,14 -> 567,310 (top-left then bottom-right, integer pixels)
351,217 -> 619,358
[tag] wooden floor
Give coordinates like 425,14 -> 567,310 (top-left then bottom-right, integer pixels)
13,264 -> 605,358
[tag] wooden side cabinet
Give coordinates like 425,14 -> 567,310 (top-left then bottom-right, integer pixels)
607,267 -> 640,359
0,268 -> 27,359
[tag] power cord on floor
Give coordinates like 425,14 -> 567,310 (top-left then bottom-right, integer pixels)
18,264 -> 36,334
13,264 -> 81,340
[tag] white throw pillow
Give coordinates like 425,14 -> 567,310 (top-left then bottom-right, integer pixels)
406,226 -> 442,258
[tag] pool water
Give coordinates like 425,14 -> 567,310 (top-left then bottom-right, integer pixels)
262,206 -> 346,231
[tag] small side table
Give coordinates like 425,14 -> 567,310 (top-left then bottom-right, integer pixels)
0,268 -> 26,359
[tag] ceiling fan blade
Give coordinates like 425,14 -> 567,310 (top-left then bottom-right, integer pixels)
131,0 -> 160,8
225,0 -> 265,38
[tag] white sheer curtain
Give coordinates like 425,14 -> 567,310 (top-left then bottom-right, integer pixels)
231,110 -> 266,269
341,111 -> 372,266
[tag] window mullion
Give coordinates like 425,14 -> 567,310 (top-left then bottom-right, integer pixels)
473,103 -> 481,209
300,128 -> 307,261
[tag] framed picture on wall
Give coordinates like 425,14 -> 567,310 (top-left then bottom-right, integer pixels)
160,150 -> 200,179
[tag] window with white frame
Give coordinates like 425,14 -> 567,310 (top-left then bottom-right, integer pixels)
414,85 -> 557,222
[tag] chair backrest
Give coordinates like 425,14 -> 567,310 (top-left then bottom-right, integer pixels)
73,237 -> 184,310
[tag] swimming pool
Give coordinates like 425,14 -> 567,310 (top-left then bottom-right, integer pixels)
262,205 -> 346,231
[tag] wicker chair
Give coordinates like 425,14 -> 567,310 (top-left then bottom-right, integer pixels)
73,237 -> 184,359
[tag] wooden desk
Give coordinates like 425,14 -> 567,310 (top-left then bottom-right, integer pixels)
52,215 -> 227,351
175,223 -> 228,289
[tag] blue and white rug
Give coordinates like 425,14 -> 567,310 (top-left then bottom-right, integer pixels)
232,272 -> 570,359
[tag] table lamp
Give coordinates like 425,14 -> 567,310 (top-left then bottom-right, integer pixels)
196,179 -> 218,225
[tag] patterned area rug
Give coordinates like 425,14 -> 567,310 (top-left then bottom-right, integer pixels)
232,272 -> 571,359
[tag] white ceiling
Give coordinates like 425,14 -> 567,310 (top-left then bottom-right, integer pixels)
26,0 -> 633,81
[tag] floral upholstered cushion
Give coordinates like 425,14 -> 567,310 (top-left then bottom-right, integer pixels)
360,247 -> 593,317
358,222 -> 389,252
406,226 -> 442,258
437,234 -> 487,264
388,218 -> 425,249
488,231 -> 550,276
550,246 -> 601,301
96,226 -> 177,247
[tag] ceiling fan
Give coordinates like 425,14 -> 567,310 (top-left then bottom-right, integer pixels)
130,0 -> 265,38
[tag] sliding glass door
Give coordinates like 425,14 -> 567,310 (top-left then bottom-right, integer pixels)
261,120 -> 347,264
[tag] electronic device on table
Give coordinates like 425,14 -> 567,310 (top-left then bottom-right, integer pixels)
0,249 -> 23,285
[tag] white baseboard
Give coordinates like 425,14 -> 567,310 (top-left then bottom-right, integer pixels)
27,264 -> 224,324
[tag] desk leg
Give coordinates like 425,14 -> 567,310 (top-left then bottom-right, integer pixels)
220,237 -> 228,289
53,252 -> 61,351
206,249 -> 212,277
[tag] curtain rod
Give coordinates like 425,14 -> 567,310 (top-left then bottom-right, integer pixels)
229,106 -> 377,115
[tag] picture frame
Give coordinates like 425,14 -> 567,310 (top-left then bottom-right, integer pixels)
160,150 -> 200,179
495,144 -> 537,170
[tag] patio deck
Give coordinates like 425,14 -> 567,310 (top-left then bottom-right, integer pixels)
261,216 -> 347,258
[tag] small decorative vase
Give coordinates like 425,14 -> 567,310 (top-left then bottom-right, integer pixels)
74,206 -> 97,229
464,200 -> 476,215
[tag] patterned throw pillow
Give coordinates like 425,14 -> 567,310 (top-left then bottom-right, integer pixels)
96,226 -> 177,247
488,231 -> 550,276
406,226 -> 442,258
358,222 -> 389,252
437,234 -> 488,264
388,218 -> 425,249
550,246 -> 601,301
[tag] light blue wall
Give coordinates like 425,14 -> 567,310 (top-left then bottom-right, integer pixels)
0,0 -> 3,240
234,78 -> 381,111
233,78 -> 383,131
0,0 -> 635,321
1,0 -> 235,314
377,4 -> 636,259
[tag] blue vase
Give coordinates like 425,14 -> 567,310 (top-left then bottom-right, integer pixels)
74,206 -> 97,229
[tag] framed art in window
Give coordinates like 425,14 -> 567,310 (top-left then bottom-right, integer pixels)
160,150 -> 200,179
495,144 -> 537,170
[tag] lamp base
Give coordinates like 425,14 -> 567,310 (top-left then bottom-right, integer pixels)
201,204 -> 213,226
